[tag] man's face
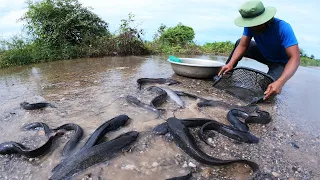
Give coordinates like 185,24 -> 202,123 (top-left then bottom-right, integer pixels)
250,23 -> 267,34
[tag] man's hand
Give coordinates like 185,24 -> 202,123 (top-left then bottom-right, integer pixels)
263,45 -> 300,100
264,80 -> 284,100
218,64 -> 233,76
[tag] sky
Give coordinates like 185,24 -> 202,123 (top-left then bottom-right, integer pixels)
0,0 -> 319,58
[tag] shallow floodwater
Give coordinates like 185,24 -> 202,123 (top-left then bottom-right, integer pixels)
0,55 -> 319,180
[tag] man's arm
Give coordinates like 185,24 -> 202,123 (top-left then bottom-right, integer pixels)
218,35 -> 252,76
227,35 -> 252,67
277,45 -> 301,85
264,44 -> 300,99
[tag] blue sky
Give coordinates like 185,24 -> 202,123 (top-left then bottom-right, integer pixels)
1,0 -> 319,58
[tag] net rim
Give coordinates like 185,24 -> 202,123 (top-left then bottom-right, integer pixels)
212,66 -> 275,87
211,66 -> 276,104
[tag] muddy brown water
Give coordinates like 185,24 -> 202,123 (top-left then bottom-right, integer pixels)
0,55 -> 319,180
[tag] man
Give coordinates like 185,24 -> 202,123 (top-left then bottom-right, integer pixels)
218,0 -> 300,100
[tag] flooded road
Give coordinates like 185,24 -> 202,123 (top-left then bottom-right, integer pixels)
0,55 -> 319,180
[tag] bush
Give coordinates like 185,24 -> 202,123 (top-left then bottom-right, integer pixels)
300,56 -> 320,66
114,13 -> 149,56
159,23 -> 195,46
21,0 -> 110,47
0,36 -> 35,67
201,41 -> 234,55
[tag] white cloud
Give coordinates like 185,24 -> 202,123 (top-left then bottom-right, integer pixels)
0,0 -> 26,12
0,9 -> 26,28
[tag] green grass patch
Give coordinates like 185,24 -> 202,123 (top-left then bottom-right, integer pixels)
300,56 -> 320,66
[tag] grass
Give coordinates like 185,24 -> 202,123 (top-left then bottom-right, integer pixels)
300,56 -> 320,66
0,39 -> 319,68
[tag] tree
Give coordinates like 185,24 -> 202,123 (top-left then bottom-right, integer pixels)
299,48 -> 307,57
20,0 -> 110,47
159,23 -> 195,46
310,54 -> 315,59
115,13 -> 148,55
153,23 -> 167,40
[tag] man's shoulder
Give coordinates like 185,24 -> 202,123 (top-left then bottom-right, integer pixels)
273,18 -> 298,47
273,18 -> 293,29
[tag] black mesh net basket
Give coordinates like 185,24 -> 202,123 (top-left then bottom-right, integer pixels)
212,67 -> 275,104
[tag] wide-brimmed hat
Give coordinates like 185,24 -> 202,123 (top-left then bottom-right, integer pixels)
234,0 -> 277,27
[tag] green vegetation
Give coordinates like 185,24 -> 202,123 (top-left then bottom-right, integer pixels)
0,0 -> 148,68
300,56 -> 320,66
201,41 -> 234,55
0,0 -> 319,68
146,23 -> 230,55
158,23 -> 195,46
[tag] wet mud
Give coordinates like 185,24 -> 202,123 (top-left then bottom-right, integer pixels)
0,55 -> 319,180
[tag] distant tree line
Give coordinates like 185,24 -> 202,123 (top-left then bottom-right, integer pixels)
0,0 -> 318,68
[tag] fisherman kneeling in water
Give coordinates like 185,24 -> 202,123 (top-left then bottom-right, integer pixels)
218,0 -> 300,100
